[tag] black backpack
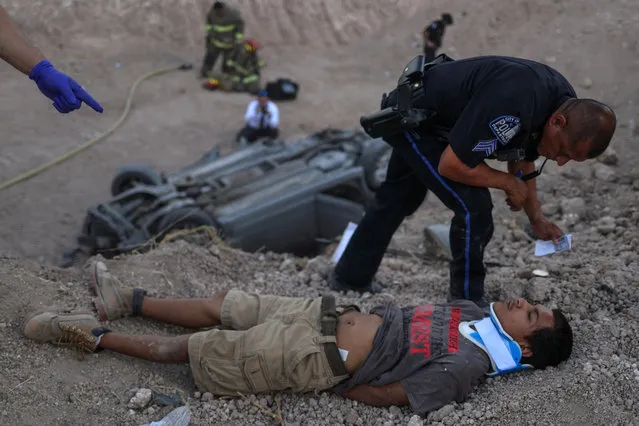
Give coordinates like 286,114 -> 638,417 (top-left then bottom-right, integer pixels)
265,78 -> 299,101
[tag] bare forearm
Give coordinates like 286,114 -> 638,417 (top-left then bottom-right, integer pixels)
0,7 -> 46,74
442,160 -> 512,191
508,161 -> 542,221
98,333 -> 190,363
438,146 -> 513,190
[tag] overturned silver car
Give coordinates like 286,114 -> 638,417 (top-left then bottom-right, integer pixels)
62,129 -> 392,266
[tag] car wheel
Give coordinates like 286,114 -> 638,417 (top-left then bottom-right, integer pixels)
111,165 -> 163,196
359,142 -> 392,191
156,207 -> 218,244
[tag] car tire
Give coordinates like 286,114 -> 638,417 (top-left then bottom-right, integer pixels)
156,207 -> 218,242
359,142 -> 392,191
111,165 -> 163,196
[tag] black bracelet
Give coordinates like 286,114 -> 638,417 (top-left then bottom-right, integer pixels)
91,327 -> 112,338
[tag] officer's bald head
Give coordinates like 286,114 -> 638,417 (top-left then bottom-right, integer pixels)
558,98 -> 617,159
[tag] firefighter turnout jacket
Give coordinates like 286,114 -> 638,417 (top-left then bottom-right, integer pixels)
205,5 -> 244,50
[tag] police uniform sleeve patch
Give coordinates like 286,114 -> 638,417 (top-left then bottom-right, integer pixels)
489,115 -> 521,146
472,139 -> 497,156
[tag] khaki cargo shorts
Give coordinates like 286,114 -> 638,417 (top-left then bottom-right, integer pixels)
188,290 -> 349,396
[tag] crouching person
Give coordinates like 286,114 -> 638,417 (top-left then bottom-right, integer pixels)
23,261 -> 573,416
235,90 -> 280,146
201,38 -> 264,94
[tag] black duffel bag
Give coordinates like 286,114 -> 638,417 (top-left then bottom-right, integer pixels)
265,78 -> 299,101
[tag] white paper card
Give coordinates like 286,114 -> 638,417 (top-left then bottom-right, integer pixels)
332,222 -> 358,264
534,234 -> 572,257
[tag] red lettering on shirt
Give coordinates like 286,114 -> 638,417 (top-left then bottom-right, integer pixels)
448,307 -> 461,353
409,305 -> 433,358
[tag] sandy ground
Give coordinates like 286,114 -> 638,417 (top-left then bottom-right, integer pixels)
1,0 -> 639,425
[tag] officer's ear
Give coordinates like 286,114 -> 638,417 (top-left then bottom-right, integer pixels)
549,112 -> 567,130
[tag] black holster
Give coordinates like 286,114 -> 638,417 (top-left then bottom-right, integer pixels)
360,54 -> 455,139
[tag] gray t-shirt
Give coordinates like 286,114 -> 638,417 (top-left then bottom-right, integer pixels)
332,300 -> 490,416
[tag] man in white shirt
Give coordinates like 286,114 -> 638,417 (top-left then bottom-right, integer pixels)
236,90 -> 280,145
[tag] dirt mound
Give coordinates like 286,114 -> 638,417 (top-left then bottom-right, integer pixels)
2,196 -> 639,425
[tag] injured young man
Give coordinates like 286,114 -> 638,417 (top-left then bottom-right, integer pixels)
23,260 -> 573,416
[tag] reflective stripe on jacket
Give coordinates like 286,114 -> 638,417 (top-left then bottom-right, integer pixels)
225,44 -> 262,82
205,6 -> 245,49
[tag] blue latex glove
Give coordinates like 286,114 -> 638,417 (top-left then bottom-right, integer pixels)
28,60 -> 103,114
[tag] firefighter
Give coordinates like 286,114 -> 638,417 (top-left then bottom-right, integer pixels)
225,38 -> 264,93
199,1 -> 245,78
202,39 -> 264,94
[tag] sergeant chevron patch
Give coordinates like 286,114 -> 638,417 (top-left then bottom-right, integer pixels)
472,139 -> 498,155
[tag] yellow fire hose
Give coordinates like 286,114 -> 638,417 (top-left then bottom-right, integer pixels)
0,63 -> 193,192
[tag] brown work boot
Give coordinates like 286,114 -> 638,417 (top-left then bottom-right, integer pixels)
23,311 -> 102,352
89,260 -> 146,321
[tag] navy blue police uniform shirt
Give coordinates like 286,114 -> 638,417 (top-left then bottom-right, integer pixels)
418,56 -> 577,168
331,300 -> 491,416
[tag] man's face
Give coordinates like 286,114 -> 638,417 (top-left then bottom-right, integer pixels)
492,298 -> 554,355
214,8 -> 225,17
538,114 -> 591,166
258,96 -> 268,107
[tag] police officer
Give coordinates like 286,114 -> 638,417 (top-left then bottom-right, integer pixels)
423,13 -> 453,63
329,55 -> 616,307
0,6 -> 102,114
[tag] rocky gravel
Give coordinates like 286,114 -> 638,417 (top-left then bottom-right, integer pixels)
2,151 -> 639,425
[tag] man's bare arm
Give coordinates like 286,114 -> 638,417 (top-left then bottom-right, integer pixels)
0,7 -> 46,74
438,145 -> 515,191
507,160 -> 542,221
339,382 -> 409,406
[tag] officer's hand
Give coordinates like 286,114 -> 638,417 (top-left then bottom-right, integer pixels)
29,60 -> 103,114
530,216 -> 564,243
504,176 -> 528,211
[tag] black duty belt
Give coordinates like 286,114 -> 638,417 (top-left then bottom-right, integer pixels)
319,295 -> 349,377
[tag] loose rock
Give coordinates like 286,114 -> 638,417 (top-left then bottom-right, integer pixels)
389,405 -> 403,418
408,414 -> 424,426
593,163 -> 617,182
560,197 -> 587,218
596,216 -> 617,235
429,404 -> 455,422
597,147 -> 619,166
128,388 -> 152,409
526,278 -> 550,301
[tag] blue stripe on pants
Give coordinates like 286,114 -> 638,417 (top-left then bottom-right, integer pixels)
403,131 -> 471,299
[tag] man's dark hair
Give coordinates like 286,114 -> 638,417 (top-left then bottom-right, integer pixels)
213,1 -> 224,9
441,13 -> 453,25
521,309 -> 573,369
561,98 -> 617,158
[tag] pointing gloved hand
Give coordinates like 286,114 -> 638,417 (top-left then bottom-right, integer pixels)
29,60 -> 103,114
